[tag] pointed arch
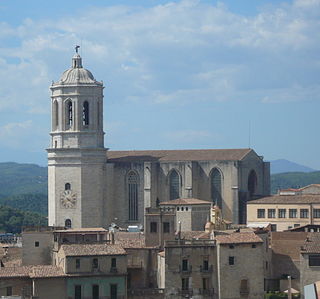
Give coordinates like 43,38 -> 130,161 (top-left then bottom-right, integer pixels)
127,171 -> 139,221
210,168 -> 223,208
83,101 -> 89,126
169,169 -> 180,200
65,219 -> 72,229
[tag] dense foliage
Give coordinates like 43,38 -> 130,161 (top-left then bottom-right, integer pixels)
0,205 -> 47,233
271,171 -> 320,194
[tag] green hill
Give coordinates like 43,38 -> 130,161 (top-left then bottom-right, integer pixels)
270,171 -> 320,194
0,162 -> 47,197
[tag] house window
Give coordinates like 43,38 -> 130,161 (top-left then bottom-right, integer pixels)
92,285 -> 99,299
182,259 -> 189,271
229,256 -> 235,265
110,284 -> 117,299
83,101 -> 89,125
314,209 -> 320,218
229,244 -> 235,249
150,222 -> 157,233
300,209 -> 309,218
163,222 -> 170,233
203,260 -> 209,271
76,259 -> 80,269
6,286 -> 12,296
127,171 -> 139,221
169,170 -> 180,200
111,258 -> 117,268
309,255 -> 320,266
271,224 -> 277,232
65,183 -> 71,190
211,168 -> 223,208
240,279 -> 249,295
202,278 -> 209,290
257,209 -> 265,218
35,241 -> 39,247
289,209 -> 297,218
268,209 -> 275,218
182,278 -> 189,290
278,209 -> 286,218
252,244 -> 256,248
75,285 -> 81,299
92,258 -> 98,269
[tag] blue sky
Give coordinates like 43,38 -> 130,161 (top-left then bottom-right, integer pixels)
0,0 -> 319,169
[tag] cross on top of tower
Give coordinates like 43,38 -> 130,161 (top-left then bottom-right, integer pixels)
75,45 -> 80,54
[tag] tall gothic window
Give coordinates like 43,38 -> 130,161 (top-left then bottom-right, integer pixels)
66,100 -> 73,127
169,170 -> 180,200
128,171 -> 139,221
211,168 -> 222,208
83,101 -> 89,125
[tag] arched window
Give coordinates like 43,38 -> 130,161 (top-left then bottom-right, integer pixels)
65,219 -> 72,229
128,171 -> 139,221
66,101 -> 73,127
169,170 -> 180,200
248,170 -> 257,197
54,100 -> 59,129
65,183 -> 71,191
211,168 -> 222,208
83,101 -> 89,125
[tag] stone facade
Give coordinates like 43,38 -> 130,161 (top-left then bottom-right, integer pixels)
48,52 -> 270,230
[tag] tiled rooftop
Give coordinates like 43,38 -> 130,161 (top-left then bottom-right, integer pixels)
107,149 -> 252,162
161,198 -> 211,206
247,194 -> 320,204
54,227 -> 107,233
301,233 -> 320,254
61,243 -> 126,256
114,232 -> 157,248
215,232 -> 263,244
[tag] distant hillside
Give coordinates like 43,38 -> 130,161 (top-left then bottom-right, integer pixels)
0,162 -> 47,198
271,171 -> 320,194
270,159 -> 316,174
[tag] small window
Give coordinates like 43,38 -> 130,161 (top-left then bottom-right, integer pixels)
92,284 -> 99,299
181,207 -> 184,211
163,222 -> 170,233
182,259 -> 189,271
111,258 -> 117,268
294,224 -> 300,228
65,219 -> 72,229
177,207 -> 180,211
314,209 -> 320,218
271,224 -> 277,232
6,286 -> 12,296
186,207 -> 189,211
278,209 -> 286,218
229,256 -> 235,265
300,209 -> 309,218
240,279 -> 249,294
268,209 -> 275,218
182,278 -> 189,290
83,101 -> 89,126
202,277 -> 208,290
76,259 -> 80,269
252,244 -> 256,248
229,244 -> 235,249
309,255 -> 320,266
150,222 -> 157,233
203,260 -> 209,271
75,285 -> 81,299
92,258 -> 98,269
35,241 -> 39,247
257,209 -> 265,218
289,209 -> 297,218
110,284 -> 117,299
65,183 -> 71,190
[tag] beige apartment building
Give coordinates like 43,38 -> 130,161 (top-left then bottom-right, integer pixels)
247,194 -> 320,231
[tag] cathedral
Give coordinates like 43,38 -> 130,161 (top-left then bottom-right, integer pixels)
47,51 -> 270,229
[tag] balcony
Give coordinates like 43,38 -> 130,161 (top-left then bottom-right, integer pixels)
179,265 -> 192,274
199,288 -> 215,296
200,265 -> 213,273
110,267 -> 118,273
178,289 -> 193,297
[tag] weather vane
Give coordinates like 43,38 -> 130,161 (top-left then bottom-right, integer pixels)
75,45 -> 80,54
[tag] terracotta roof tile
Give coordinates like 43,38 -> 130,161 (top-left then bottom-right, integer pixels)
114,232 -> 157,248
61,244 -> 126,256
247,195 -> 320,204
107,149 -> 252,163
29,265 -> 65,278
54,227 -> 107,233
215,232 -> 263,244
301,233 -> 320,254
161,198 -> 211,206
0,266 -> 31,278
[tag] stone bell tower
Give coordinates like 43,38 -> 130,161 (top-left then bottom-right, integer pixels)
47,47 -> 107,228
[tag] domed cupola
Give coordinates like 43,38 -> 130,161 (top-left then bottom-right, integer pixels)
53,50 -> 102,86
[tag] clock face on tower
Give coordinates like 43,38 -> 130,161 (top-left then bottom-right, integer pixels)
60,190 -> 77,208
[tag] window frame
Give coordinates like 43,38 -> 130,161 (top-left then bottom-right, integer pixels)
229,256 -> 235,265
257,209 -> 265,218
300,209 -> 309,218
289,209 -> 297,218
278,209 -> 286,218
268,209 -> 276,218
150,222 -> 157,233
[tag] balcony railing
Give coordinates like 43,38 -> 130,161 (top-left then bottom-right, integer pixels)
178,289 -> 193,296
199,288 -> 215,295
179,265 -> 192,274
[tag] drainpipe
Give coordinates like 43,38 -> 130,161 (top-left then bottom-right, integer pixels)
310,203 -> 314,225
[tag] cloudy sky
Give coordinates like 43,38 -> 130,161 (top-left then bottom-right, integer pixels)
0,0 -> 319,168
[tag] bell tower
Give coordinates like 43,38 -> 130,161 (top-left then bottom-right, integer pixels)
47,47 -> 107,228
